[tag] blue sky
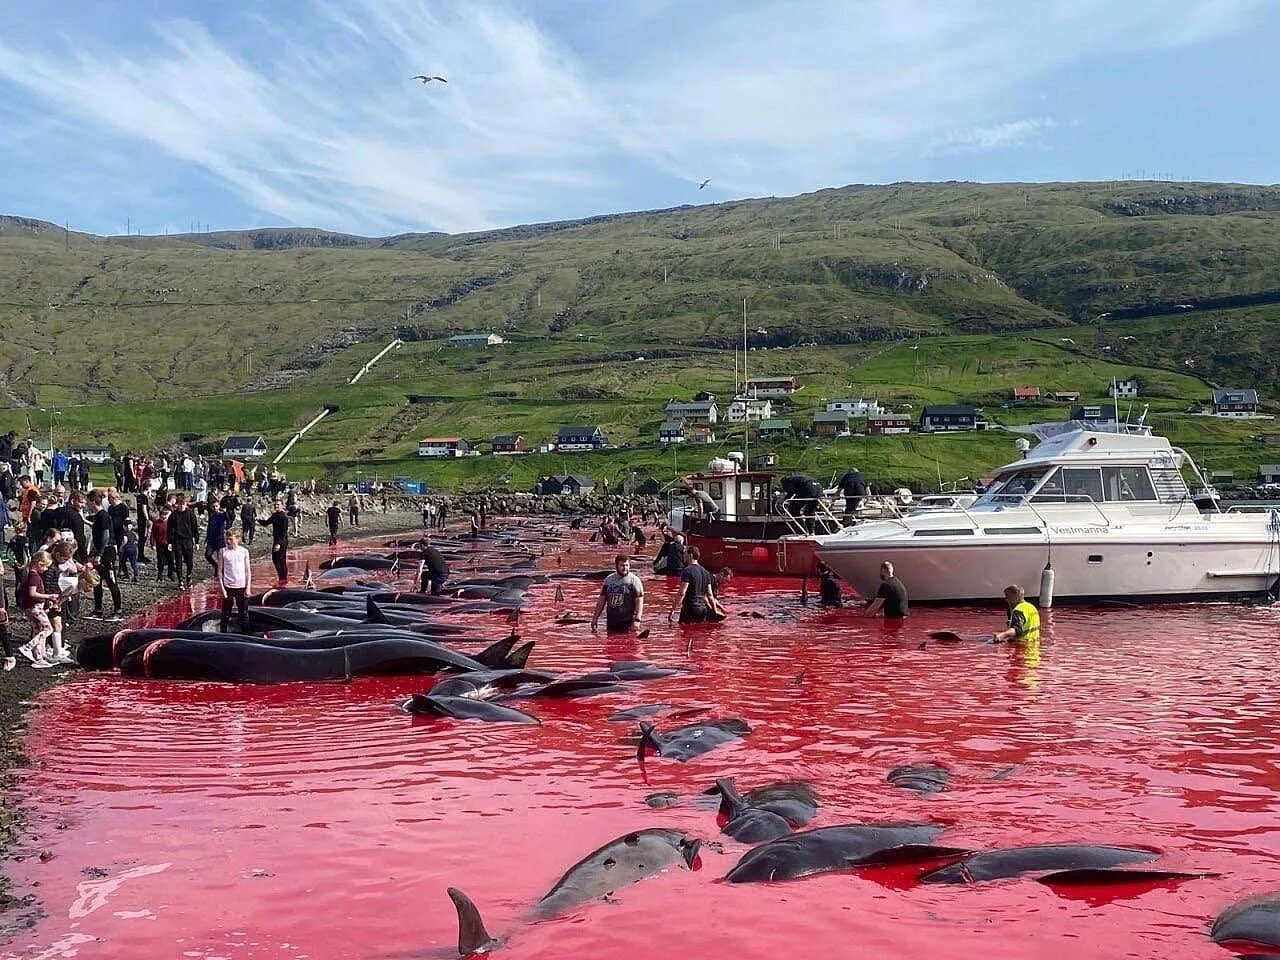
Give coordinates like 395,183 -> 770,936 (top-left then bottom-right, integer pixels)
0,0 -> 1275,236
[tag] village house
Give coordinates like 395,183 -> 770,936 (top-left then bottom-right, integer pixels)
726,396 -> 774,423
687,425 -> 715,444
1012,386 -> 1042,401
222,435 -> 269,459
758,418 -> 793,438
1052,391 -> 1081,402
559,474 -> 595,495
555,425 -> 609,451
1109,377 -> 1140,399
1211,388 -> 1260,418
810,410 -> 850,437
1259,464 -> 1280,485
868,413 -> 912,435
918,405 -> 981,433
417,437 -> 476,458
448,332 -> 505,347
743,376 -> 799,398
491,435 -> 526,455
825,397 -> 882,417
693,390 -> 716,402
658,420 -> 686,445
663,398 -> 719,424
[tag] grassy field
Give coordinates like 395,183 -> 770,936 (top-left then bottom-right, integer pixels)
2,180 -> 1278,489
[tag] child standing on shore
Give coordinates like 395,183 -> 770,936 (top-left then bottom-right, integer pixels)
17,552 -> 59,668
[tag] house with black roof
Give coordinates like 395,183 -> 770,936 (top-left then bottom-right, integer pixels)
555,425 -> 609,451
918,405 -> 981,433
1211,388 -> 1260,418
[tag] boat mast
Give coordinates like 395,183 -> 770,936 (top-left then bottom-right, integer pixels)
743,297 -> 749,470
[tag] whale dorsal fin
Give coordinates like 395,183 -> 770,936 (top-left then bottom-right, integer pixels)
447,887 -> 500,955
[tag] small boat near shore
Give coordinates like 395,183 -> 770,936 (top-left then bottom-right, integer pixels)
799,427 -> 1280,604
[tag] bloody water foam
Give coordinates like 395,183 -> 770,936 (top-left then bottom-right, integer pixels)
4,533 -> 1280,960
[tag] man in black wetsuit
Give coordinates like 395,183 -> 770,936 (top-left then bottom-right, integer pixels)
667,545 -> 716,624
778,474 -> 824,532
417,533 -> 450,595
258,499 -> 290,582
816,561 -> 845,607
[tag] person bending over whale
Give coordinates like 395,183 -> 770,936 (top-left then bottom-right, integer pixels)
993,584 -> 1040,643
863,561 -> 908,619
417,533 -> 450,596
668,546 -> 716,624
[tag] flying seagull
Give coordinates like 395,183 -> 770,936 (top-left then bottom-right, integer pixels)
698,178 -> 711,189
412,74 -> 448,83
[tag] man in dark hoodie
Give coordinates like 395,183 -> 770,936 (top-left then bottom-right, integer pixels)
167,495 -> 200,588
86,491 -> 122,618
240,498 -> 257,546
257,499 -> 290,582
204,501 -> 229,572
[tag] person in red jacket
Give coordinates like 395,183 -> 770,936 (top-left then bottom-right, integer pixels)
150,508 -> 175,583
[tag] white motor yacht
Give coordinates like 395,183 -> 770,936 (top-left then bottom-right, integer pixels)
801,427 -> 1280,603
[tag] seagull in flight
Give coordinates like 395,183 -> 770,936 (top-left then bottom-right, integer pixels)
412,74 -> 447,83
698,178 -> 711,189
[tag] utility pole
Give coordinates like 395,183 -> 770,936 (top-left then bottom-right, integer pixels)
64,221 -> 69,251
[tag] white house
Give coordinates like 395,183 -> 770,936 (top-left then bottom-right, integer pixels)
418,437 -> 476,458
222,435 -> 269,458
69,445 -> 113,464
743,376 -> 798,398
726,396 -> 774,423
826,397 -> 882,418
663,399 -> 718,424
1109,377 -> 1140,399
448,333 -> 505,347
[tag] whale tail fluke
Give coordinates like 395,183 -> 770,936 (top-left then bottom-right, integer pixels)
507,641 -> 534,669
712,776 -> 745,819
446,887 -> 501,956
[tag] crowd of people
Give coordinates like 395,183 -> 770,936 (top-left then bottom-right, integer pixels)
0,436 -> 374,672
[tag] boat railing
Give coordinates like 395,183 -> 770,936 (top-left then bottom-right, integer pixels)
777,499 -> 843,536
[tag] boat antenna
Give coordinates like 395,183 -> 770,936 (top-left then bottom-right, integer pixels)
1112,377 -> 1120,425
743,297 -> 750,470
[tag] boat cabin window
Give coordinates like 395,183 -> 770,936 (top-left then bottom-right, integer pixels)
736,479 -> 770,517
1102,466 -> 1157,502
708,481 -> 724,501
983,467 -> 1050,502
1032,468 -> 1104,504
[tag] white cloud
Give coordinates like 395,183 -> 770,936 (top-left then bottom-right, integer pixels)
0,0 -> 1267,232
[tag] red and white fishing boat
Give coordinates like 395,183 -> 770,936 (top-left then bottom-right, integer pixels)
669,456 -> 838,577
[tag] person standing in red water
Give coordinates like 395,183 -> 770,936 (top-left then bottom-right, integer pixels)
216,530 -> 252,633
258,500 -> 290,582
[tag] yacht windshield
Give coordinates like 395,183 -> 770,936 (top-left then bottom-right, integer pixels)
980,467 -> 1050,504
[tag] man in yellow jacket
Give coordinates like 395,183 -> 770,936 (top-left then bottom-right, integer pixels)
994,584 -> 1041,643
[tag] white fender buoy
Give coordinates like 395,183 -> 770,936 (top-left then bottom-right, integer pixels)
1039,564 -> 1055,610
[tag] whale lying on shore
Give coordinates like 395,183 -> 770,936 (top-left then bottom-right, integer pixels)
402,694 -> 540,724
119,636 -> 485,683
708,778 -> 820,842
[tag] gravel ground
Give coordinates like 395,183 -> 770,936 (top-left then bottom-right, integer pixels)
0,503 -> 427,926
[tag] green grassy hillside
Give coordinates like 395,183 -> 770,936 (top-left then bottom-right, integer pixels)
2,180 -> 1278,491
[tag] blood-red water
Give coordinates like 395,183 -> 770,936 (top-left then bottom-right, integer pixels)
5,531 -> 1280,960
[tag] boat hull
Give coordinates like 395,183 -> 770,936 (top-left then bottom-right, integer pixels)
813,535 -> 1280,603
686,527 -> 820,577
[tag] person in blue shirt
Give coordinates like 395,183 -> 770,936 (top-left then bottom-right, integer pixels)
52,450 -> 69,487
204,502 -> 229,572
